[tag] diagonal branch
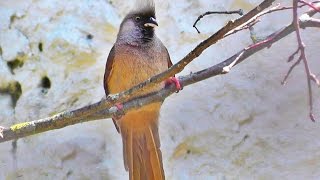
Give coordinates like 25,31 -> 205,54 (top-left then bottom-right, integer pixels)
0,0 -> 277,140
0,9 -> 318,143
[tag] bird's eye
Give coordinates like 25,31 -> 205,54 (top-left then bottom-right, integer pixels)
135,16 -> 141,21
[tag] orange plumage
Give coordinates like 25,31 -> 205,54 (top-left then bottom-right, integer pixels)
104,6 -> 172,179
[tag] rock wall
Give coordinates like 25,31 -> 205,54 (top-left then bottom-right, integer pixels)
0,0 -> 319,179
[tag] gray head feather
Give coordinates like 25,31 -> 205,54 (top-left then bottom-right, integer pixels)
117,0 -> 158,46
131,0 -> 156,17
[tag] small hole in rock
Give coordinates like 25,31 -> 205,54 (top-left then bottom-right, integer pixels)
38,42 -> 43,52
87,34 -> 93,40
8,81 -> 22,108
7,58 -> 24,74
0,81 -> 22,108
11,140 -> 17,154
66,170 -> 73,177
41,76 -> 51,89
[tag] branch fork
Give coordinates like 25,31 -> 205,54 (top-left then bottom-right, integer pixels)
0,0 -> 319,143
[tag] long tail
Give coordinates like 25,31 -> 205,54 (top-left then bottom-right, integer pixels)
119,110 -> 164,180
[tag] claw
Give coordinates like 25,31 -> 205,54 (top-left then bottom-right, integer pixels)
112,103 -> 124,133
166,77 -> 182,93
115,103 -> 123,111
113,103 -> 124,120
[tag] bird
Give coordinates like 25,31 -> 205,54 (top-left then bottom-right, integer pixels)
103,1 -> 180,180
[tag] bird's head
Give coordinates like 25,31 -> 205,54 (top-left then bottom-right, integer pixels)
117,0 -> 158,44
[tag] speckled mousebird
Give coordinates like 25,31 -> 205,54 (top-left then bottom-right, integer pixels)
103,1 -> 180,180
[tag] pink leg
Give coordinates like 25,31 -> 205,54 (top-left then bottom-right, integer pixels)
166,77 -> 182,92
112,103 -> 124,133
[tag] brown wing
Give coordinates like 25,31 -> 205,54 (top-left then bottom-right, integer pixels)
103,46 -> 120,133
165,47 -> 173,68
104,46 -> 115,96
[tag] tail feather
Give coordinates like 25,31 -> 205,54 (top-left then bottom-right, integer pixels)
120,114 -> 164,180
122,127 -> 129,171
147,126 -> 164,179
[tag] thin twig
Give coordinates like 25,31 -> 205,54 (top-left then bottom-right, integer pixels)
224,4 -> 283,39
299,0 -> 320,13
281,58 -> 302,85
224,1 -> 320,39
307,2 -> 320,16
292,0 -> 315,121
288,48 -> 300,62
310,74 -> 320,86
257,1 -> 320,16
193,9 -> 244,33
225,19 -> 260,39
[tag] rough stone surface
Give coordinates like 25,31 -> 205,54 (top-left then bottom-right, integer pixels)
0,0 -> 319,179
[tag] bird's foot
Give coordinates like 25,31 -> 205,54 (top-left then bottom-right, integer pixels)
166,77 -> 182,92
112,103 -> 124,133
113,103 -> 124,120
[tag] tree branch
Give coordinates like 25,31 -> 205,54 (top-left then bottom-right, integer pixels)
0,5 -> 318,143
0,0 -> 277,141
285,0 -> 319,121
193,9 -> 244,33
299,0 -> 320,13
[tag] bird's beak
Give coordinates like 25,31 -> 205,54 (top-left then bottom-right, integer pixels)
144,17 -> 158,28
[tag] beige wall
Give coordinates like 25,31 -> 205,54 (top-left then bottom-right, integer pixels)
0,0 -> 319,179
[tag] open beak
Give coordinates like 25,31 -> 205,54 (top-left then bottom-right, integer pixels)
144,17 -> 158,28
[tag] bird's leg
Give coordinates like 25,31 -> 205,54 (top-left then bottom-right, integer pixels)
113,103 -> 124,119
111,103 -> 124,133
165,77 -> 182,92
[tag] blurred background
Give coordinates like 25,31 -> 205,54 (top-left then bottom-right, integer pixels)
0,0 -> 319,179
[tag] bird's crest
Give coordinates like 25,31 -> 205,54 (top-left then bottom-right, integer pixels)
130,0 -> 156,17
